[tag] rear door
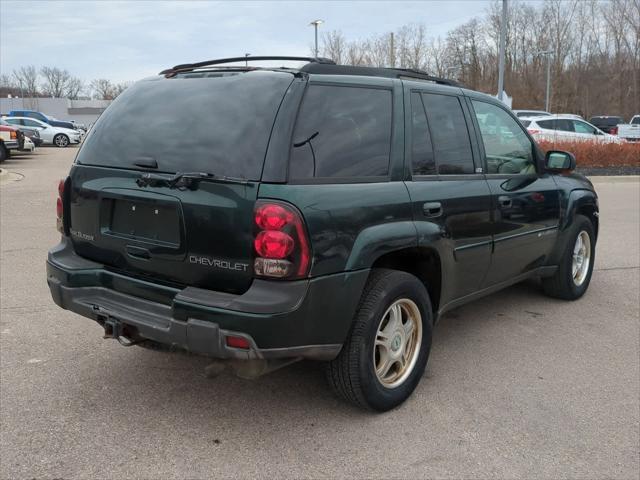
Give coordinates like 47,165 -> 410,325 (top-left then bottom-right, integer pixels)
403,85 -> 493,302
467,98 -> 560,286
68,71 -> 294,294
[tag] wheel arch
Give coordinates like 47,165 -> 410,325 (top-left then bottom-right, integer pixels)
368,246 -> 442,316
548,189 -> 599,266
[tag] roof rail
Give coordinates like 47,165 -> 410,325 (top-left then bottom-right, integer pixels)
160,56 -> 336,75
300,63 -> 461,86
388,67 -> 460,86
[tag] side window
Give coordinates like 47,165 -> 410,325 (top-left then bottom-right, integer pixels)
537,119 -> 554,130
421,93 -> 474,175
410,92 -> 435,175
471,100 -> 535,175
556,119 -> 574,132
573,120 -> 596,134
25,119 -> 41,127
290,85 -> 392,179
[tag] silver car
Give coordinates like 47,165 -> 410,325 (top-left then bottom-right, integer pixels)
3,117 -> 81,147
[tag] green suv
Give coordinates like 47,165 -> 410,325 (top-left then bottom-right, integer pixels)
47,56 -> 599,411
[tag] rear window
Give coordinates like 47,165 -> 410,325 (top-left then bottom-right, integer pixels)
289,85 -> 392,179
632,117 -> 640,125
76,72 -> 293,180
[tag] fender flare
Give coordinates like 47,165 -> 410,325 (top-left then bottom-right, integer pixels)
548,188 -> 598,265
344,221 -> 418,271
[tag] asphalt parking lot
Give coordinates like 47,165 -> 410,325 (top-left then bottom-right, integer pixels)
1,147 -> 638,479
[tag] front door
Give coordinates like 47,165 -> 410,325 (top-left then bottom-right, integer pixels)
468,99 -> 561,286
404,88 -> 493,304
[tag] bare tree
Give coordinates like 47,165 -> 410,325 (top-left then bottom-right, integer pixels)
40,66 -> 72,97
320,30 -> 346,64
113,82 -> 132,98
90,78 -> 116,100
65,77 -> 85,100
12,66 -> 39,98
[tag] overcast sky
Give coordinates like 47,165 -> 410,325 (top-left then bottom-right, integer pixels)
1,1 -> 495,83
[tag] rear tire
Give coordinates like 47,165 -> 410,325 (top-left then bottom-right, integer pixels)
542,214 -> 595,300
53,134 -> 69,147
326,269 -> 433,411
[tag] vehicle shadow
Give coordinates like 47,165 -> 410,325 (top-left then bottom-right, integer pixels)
68,279 -> 552,424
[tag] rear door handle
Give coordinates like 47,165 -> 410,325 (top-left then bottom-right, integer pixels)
422,202 -> 442,218
498,196 -> 512,208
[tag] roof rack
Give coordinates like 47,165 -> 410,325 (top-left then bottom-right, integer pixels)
300,63 -> 461,86
160,56 -> 336,75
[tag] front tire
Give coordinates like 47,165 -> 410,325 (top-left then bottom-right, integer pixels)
0,144 -> 7,162
53,134 -> 69,147
542,214 -> 595,300
326,269 -> 433,411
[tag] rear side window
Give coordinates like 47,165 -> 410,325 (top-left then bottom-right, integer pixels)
289,85 -> 392,179
538,119 -> 574,132
410,92 -> 436,175
421,93 -> 474,174
519,120 -> 531,127
76,72 -> 293,180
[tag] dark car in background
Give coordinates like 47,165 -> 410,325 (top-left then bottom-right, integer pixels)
588,115 -> 624,135
8,110 -> 77,131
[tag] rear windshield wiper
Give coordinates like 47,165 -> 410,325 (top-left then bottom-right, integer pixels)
136,171 -> 249,189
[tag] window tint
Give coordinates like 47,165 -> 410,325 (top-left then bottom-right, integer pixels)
421,93 -> 474,174
410,92 -> 435,175
472,100 -> 535,175
537,119 -> 574,131
573,120 -> 596,134
519,120 -> 531,127
76,72 -> 293,180
290,85 -> 392,179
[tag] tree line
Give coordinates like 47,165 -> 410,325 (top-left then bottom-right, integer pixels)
317,0 -> 640,119
0,66 -> 131,101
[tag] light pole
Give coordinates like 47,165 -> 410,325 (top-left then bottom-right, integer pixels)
535,50 -> 553,112
245,53 -> 250,67
497,0 -> 508,101
309,20 -> 323,58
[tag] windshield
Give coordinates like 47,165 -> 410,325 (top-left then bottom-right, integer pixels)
76,71 -> 293,180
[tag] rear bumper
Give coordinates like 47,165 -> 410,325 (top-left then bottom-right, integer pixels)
47,238 -> 369,361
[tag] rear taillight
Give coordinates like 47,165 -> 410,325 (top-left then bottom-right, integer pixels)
253,200 -> 311,279
611,126 -> 618,135
56,178 -> 66,234
528,128 -> 541,135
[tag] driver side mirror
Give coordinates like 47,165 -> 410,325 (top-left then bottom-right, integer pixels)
545,150 -> 576,171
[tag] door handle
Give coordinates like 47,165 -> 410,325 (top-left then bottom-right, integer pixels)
126,245 -> 151,259
498,196 -> 512,208
422,202 -> 442,218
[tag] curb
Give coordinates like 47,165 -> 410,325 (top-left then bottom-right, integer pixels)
588,175 -> 639,183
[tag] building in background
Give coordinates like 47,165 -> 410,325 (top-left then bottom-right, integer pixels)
0,97 -> 111,126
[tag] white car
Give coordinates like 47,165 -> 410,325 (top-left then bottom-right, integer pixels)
3,117 -> 81,147
20,136 -> 35,152
519,115 -> 624,144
